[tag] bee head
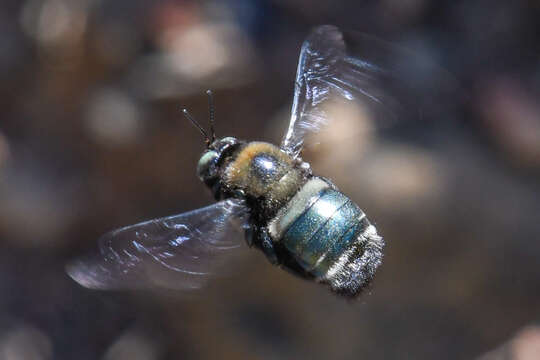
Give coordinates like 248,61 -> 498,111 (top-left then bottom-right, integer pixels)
183,91 -> 243,196
197,136 -> 240,183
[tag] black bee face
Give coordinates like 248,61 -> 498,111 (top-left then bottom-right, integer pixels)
197,136 -> 240,184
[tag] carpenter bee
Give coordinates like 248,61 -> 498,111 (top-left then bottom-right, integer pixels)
68,25 -> 449,297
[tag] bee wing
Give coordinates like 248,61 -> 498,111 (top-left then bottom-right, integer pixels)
67,198 -> 250,291
281,25 -> 456,158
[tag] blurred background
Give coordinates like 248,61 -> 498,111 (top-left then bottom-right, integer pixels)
1,0 -> 540,359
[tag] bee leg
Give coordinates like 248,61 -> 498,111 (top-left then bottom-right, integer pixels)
243,206 -> 257,247
258,227 -> 279,265
245,224 -> 255,247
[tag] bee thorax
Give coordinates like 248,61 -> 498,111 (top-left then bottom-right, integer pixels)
224,142 -> 304,208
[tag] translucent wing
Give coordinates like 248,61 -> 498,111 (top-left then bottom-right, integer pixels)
281,25 -> 456,157
67,198 -> 249,291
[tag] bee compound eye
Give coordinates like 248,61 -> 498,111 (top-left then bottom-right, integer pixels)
197,150 -> 219,181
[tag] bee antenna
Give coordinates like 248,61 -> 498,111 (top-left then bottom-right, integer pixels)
182,108 -> 211,146
206,89 -> 216,142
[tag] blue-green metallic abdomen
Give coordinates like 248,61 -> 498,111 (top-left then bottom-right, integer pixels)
282,188 -> 369,277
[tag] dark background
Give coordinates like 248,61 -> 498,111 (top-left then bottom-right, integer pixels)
1,0 -> 540,359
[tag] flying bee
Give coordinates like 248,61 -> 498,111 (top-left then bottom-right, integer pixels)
68,25 -> 450,297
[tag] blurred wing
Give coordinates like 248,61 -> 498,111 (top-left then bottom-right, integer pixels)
281,24 -> 456,157
67,198 -> 249,291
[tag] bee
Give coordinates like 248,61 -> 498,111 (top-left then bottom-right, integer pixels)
67,24 -> 445,297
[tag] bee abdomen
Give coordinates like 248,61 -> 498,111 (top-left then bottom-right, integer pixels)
269,177 -> 384,296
